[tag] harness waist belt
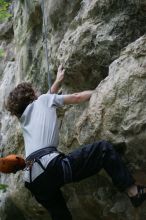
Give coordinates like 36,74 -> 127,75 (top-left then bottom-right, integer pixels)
25,146 -> 61,183
26,146 -> 59,162
25,146 -> 72,184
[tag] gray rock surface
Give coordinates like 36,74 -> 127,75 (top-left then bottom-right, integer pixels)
1,0 -> 146,220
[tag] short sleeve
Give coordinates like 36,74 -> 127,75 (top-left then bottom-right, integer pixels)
38,94 -> 65,108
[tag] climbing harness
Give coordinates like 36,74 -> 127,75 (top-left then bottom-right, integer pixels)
25,146 -> 58,183
25,146 -> 72,184
40,0 -> 52,92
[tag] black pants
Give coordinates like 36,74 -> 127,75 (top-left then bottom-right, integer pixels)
25,141 -> 135,220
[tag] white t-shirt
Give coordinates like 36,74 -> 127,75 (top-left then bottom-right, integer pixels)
20,93 -> 65,182
20,93 -> 65,157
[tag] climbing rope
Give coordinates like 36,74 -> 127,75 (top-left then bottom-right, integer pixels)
40,0 -> 52,92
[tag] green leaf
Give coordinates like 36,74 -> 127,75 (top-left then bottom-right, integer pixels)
0,184 -> 8,191
0,0 -> 11,21
0,48 -> 5,58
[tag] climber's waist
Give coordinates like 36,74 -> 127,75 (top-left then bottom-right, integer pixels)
24,146 -> 63,183
26,146 -> 62,162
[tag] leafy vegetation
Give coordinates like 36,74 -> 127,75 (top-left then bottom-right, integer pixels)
0,184 -> 8,192
0,48 -> 5,58
0,0 -> 11,21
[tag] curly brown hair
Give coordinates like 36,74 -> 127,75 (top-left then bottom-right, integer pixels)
5,82 -> 37,118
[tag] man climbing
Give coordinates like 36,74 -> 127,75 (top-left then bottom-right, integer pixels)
5,65 -> 146,220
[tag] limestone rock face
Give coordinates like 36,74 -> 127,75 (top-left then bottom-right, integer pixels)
1,0 -> 146,220
60,35 -> 146,220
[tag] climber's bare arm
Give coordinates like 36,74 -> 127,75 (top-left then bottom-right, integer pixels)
48,64 -> 94,103
64,90 -> 94,105
49,65 -> 65,94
